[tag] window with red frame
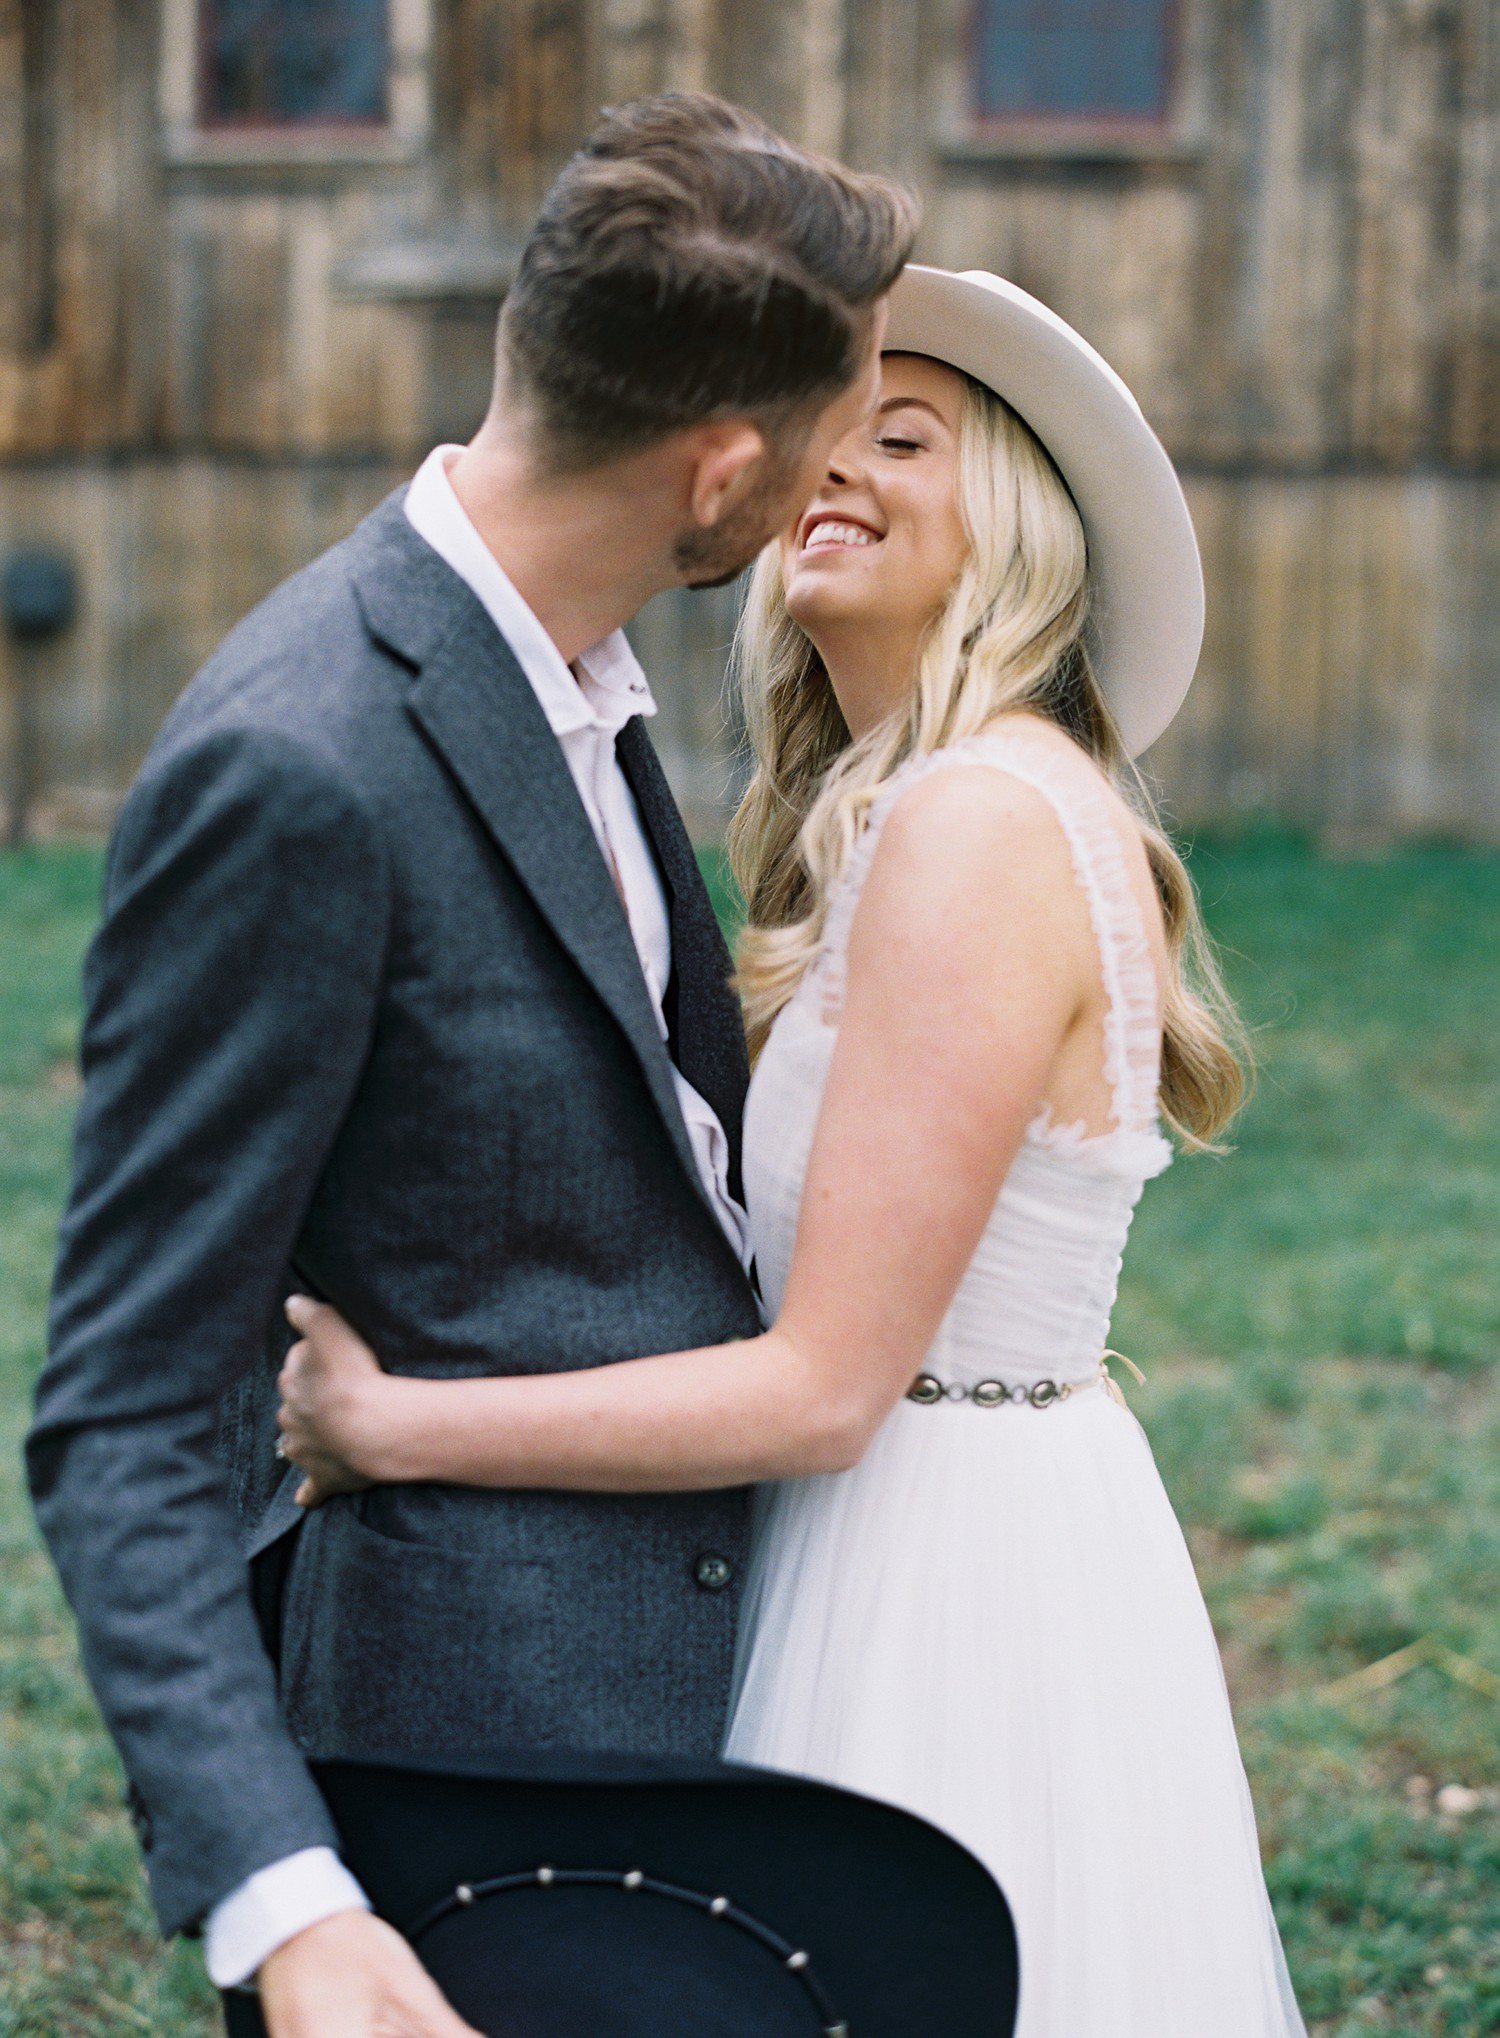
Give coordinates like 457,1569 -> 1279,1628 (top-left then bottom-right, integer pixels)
973,0 -> 1176,126
197,0 -> 390,130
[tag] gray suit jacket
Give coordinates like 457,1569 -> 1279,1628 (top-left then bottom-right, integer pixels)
26,491 -> 764,1939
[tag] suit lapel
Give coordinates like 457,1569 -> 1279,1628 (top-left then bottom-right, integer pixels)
616,718 -> 750,1201
347,493 -> 709,1201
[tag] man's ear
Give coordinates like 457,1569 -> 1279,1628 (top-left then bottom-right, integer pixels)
685,421 -> 768,529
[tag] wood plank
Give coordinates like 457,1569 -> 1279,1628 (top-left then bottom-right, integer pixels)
0,0 -> 1494,843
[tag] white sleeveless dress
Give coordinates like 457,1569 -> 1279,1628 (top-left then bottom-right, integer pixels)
723,731 -> 1306,2038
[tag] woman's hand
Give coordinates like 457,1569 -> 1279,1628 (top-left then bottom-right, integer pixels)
277,1295 -> 393,1507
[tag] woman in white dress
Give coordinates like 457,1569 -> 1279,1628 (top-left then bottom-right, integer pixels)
279,267 -> 1307,2036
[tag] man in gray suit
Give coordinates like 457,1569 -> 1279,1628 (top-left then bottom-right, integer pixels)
27,92 -> 917,2036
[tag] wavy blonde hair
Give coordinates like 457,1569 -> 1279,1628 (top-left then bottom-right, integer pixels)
726,369 -> 1249,1150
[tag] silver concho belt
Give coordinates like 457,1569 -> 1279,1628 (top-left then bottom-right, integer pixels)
905,1351 -> 1143,1410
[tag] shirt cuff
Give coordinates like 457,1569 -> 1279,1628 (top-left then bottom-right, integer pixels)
203,1846 -> 372,1988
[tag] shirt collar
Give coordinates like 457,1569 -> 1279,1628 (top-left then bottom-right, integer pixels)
403,444 -> 656,740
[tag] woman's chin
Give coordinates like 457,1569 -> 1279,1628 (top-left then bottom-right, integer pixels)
784,570 -> 880,636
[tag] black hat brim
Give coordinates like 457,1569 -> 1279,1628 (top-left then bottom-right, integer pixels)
308,1748 -> 1018,2037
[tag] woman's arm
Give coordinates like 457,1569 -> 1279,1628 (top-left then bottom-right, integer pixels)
279,766 -> 1088,1497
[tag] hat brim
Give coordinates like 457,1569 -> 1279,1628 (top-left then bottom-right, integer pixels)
883,265 -> 1203,758
309,1750 -> 1019,2036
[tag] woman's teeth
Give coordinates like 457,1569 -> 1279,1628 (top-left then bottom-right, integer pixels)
804,521 -> 879,553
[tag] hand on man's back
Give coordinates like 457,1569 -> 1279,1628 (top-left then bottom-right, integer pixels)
258,1910 -> 485,2038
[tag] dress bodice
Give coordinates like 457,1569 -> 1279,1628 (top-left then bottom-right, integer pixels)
742,727 -> 1174,1390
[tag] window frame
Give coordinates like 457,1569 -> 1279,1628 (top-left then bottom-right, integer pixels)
159,0 -> 432,167
939,0 -> 1200,165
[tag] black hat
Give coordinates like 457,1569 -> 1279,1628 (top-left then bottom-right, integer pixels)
304,1749 -> 1019,2037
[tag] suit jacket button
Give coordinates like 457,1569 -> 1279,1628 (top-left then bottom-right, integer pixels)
694,1552 -> 733,1591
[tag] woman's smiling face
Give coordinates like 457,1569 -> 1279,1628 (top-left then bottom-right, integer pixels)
778,351 -> 971,658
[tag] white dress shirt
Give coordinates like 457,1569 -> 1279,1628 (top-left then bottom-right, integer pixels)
204,445 -> 752,1989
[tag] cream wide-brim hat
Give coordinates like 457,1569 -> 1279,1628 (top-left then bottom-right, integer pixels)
882,264 -> 1203,758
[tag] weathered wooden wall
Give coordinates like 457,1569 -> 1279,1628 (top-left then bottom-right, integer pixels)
1,0 -> 1496,840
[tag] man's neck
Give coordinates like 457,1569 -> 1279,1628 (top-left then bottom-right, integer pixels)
448,436 -> 674,668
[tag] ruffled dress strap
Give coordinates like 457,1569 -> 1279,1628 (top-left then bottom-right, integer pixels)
809,730 -> 1172,1170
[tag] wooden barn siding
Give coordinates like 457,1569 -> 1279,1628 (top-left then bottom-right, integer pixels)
4,0 -> 1493,465
0,456 -> 750,838
0,0 -> 1495,838
4,458 -> 1493,841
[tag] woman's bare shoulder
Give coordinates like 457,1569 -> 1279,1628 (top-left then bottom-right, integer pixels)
875,751 -> 1068,870
847,750 -> 1092,982
981,713 -> 1154,840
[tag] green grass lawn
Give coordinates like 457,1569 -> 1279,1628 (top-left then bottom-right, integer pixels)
3,832 -> 1498,2036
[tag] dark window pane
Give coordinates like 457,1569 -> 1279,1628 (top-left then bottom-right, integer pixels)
201,0 -> 389,128
976,0 -> 1171,121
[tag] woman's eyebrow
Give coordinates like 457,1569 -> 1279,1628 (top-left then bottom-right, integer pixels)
875,395 -> 951,429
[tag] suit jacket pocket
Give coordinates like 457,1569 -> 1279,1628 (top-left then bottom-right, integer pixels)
279,1499 -> 560,1759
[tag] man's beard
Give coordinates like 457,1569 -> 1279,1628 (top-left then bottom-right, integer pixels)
671,456 -> 799,590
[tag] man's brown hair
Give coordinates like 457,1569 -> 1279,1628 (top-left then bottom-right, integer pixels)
498,92 -> 921,473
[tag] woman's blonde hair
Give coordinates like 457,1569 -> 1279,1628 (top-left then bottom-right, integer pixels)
726,369 -> 1249,1150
